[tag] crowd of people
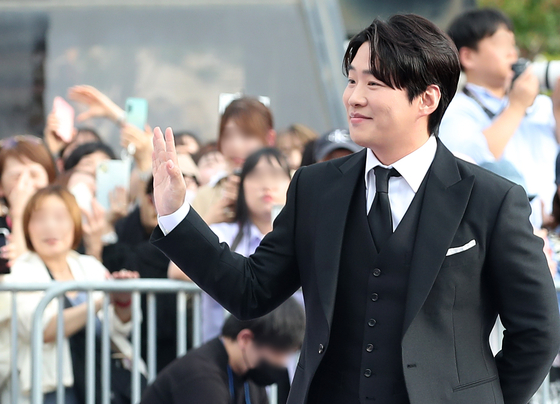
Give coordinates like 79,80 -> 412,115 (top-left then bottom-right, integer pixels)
0,6 -> 558,404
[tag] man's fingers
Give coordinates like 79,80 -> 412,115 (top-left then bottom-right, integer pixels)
153,127 -> 168,170
166,160 -> 184,187
164,127 -> 179,166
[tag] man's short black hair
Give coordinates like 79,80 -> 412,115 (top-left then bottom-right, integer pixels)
343,14 -> 460,136
63,141 -> 116,171
447,8 -> 514,53
221,297 -> 305,352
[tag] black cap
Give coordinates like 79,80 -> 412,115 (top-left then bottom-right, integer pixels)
314,129 -> 362,161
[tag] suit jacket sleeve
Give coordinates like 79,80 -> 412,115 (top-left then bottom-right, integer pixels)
150,168 -> 303,320
486,184 -> 560,404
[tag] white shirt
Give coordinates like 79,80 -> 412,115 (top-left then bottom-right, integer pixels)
365,135 -> 437,230
439,83 -> 558,213
158,136 -> 437,235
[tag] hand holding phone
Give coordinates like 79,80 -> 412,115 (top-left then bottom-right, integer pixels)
53,97 -> 75,143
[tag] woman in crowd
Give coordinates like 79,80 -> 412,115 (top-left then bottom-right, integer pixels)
169,147 -> 291,341
168,148 -> 296,404
0,136 -> 57,265
4,185 -> 139,404
191,97 -> 276,225
192,142 -> 227,187
276,124 -> 318,172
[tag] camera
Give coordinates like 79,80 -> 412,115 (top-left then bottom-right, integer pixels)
512,58 -> 560,90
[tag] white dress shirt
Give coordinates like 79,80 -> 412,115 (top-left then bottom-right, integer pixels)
158,136 -> 437,235
365,135 -> 437,230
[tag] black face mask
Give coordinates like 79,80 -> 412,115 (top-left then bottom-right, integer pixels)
245,360 -> 287,387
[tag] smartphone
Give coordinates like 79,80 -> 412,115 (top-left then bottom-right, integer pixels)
53,97 -> 75,143
125,98 -> 148,130
95,160 -> 131,211
0,228 -> 10,275
70,182 -> 93,213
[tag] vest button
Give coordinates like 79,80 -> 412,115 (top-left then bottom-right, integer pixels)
371,293 -> 379,302
368,318 -> 377,327
364,369 -> 372,378
372,268 -> 381,277
366,344 -> 374,353
318,344 -> 324,354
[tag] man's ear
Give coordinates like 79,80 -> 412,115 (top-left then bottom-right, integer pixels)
266,129 -> 276,146
236,329 -> 255,350
418,85 -> 441,118
459,46 -> 476,72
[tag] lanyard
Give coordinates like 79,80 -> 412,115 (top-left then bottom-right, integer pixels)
227,365 -> 251,404
462,87 -> 501,119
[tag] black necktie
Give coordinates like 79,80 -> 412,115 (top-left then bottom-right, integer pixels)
368,166 -> 401,252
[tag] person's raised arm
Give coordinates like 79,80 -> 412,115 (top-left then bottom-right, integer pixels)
68,85 -> 125,124
482,69 -> 539,159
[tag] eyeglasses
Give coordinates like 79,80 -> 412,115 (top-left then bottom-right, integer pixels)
0,135 -> 44,149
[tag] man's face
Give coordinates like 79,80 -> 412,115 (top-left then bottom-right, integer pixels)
463,26 -> 518,89
342,42 -> 420,158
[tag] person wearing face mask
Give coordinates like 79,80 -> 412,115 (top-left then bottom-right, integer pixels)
168,148 -> 292,342
140,297 -> 305,404
191,98 -> 276,226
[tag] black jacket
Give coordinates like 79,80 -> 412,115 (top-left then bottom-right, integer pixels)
140,338 -> 268,404
152,139 -> 560,404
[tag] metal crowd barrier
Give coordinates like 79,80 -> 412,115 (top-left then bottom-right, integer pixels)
0,279 -> 202,404
3,279 -> 560,403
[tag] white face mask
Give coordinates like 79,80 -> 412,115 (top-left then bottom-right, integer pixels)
184,190 -> 197,205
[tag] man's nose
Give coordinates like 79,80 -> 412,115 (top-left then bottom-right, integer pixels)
348,86 -> 367,107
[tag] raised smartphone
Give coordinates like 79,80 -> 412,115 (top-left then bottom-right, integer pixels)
70,182 -> 93,213
125,98 -> 148,130
53,96 -> 75,143
95,160 -> 131,211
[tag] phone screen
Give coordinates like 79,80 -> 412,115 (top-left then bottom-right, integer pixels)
125,98 -> 148,130
53,97 -> 75,143
0,228 -> 10,275
96,160 -> 131,211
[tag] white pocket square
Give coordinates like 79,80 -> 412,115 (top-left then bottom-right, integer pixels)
446,239 -> 476,257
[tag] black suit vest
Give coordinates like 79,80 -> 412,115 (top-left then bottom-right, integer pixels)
307,166 -> 428,404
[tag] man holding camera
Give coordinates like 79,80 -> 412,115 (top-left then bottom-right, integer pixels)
440,8 -> 560,221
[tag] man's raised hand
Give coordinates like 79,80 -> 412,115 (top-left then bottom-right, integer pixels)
152,127 -> 186,216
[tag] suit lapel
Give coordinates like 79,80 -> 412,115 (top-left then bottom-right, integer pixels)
314,150 -> 366,328
402,140 -> 474,336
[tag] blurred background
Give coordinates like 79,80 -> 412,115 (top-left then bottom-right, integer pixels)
3,0 -> 549,152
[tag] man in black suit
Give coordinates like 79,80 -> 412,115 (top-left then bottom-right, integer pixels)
150,14 -> 560,404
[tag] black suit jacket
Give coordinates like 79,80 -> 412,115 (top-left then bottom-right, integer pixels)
152,139 -> 560,404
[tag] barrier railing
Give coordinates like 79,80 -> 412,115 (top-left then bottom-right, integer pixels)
0,279 -> 202,404
2,279 -> 560,403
